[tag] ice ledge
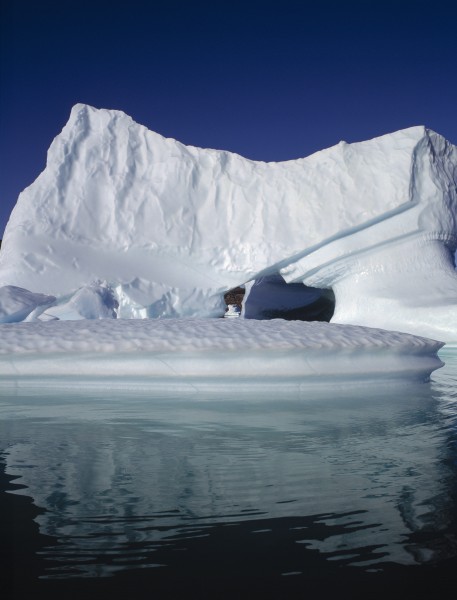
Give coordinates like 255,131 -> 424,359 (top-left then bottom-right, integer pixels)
0,319 -> 444,389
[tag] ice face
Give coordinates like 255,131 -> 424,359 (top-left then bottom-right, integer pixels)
37,281 -> 119,321
0,104 -> 456,339
0,286 -> 56,323
329,238 -> 457,342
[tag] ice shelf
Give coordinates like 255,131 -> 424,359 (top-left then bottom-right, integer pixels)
0,319 -> 444,390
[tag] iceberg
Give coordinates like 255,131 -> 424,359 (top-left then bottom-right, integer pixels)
0,104 -> 456,340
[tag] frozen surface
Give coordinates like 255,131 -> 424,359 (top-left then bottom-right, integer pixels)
0,104 -> 456,339
0,319 -> 443,388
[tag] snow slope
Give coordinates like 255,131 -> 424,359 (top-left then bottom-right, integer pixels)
0,319 -> 443,389
0,104 -> 456,338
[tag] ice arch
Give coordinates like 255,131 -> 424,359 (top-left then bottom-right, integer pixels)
0,104 -> 456,340
241,274 -> 335,322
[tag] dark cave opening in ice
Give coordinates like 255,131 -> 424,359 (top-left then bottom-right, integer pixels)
224,273 -> 335,322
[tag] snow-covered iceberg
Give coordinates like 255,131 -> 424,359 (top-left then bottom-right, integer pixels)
0,104 -> 456,339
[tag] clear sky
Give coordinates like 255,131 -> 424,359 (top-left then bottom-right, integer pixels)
1,0 -> 456,237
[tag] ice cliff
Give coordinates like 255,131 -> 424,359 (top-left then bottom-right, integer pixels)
0,104 -> 456,340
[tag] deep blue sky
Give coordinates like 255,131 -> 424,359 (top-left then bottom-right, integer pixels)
1,0 -> 456,237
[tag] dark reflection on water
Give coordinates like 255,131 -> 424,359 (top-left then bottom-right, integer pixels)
1,350 -> 457,598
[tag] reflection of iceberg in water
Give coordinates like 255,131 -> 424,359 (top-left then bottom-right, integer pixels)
1,376 -> 457,578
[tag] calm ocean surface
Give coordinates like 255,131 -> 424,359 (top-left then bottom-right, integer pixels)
1,349 -> 457,599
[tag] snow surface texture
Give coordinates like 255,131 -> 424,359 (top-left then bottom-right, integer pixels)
0,319 -> 443,389
0,104 -> 456,339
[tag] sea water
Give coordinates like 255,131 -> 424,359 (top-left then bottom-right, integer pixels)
1,350 -> 456,599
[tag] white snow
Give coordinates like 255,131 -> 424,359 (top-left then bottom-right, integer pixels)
0,319 -> 443,388
0,104 -> 456,340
